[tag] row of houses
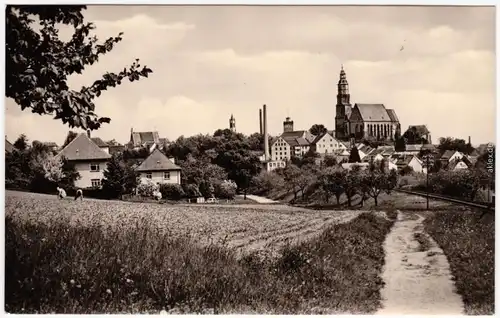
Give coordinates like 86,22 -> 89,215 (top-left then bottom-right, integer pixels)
6,131 -> 181,190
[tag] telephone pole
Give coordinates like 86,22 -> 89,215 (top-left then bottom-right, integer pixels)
422,154 -> 434,210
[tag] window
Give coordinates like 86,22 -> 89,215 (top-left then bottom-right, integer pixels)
163,172 -> 170,180
90,163 -> 100,172
146,172 -> 152,179
91,179 -> 101,188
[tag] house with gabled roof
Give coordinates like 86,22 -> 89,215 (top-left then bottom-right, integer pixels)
91,137 -> 110,154
437,150 -> 465,164
447,157 -> 472,171
136,148 -> 182,185
56,132 -> 111,189
128,128 -> 166,152
310,131 -> 347,155
395,155 -> 425,173
270,121 -> 316,161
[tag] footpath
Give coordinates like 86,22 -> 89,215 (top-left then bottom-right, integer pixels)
377,212 -> 464,315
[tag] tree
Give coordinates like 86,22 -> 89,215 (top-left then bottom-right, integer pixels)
6,6 -> 153,130
13,134 -> 29,152
102,153 -> 139,199
282,164 -> 303,200
348,147 -> 361,163
309,124 -> 328,136
403,127 -> 429,145
323,155 -> 338,167
62,131 -> 78,148
296,171 -> 315,200
215,180 -> 237,200
343,166 -> 362,207
159,184 -> 185,201
394,136 -> 406,152
438,137 -> 474,155
319,167 -> 345,205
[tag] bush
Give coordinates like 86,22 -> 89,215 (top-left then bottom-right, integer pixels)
214,180 -> 237,199
159,183 -> 185,201
137,179 -> 159,198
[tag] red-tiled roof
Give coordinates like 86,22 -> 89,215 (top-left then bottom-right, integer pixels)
56,133 -> 111,161
136,149 -> 181,172
354,104 -> 391,121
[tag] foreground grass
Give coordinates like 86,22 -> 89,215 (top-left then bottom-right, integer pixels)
423,211 -> 495,315
6,212 -> 393,314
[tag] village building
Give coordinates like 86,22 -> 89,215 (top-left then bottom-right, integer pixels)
128,128 -> 167,152
270,118 -> 316,161
334,66 -> 401,141
136,148 -> 182,185
394,155 -> 426,173
91,137 -> 110,154
56,132 -> 111,189
5,138 -> 14,154
310,131 -> 348,155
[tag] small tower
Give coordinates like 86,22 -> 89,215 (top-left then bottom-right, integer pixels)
229,114 -> 236,132
283,117 -> 294,133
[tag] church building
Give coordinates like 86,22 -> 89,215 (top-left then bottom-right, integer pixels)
334,66 -> 401,141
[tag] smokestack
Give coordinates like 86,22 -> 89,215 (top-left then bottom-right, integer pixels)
86,129 -> 91,138
468,136 -> 471,145
263,104 -> 269,161
259,109 -> 263,135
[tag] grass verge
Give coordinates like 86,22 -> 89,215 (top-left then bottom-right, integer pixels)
423,211 -> 494,315
6,212 -> 394,314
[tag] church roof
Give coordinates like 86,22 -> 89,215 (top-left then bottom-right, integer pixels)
386,109 -> 400,123
56,133 -> 111,161
354,104 -> 391,121
136,149 -> 181,172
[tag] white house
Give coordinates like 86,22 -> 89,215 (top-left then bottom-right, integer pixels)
439,150 -> 465,163
136,149 -> 182,185
310,131 -> 347,155
265,160 -> 286,171
56,132 -> 111,188
270,136 -> 292,161
396,155 -> 425,173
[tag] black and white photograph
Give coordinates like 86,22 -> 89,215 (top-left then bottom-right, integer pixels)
4,4 -> 496,315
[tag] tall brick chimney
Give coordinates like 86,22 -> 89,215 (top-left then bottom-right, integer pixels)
86,129 -> 91,138
259,109 -> 263,135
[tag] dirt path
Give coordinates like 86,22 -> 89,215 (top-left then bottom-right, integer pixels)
377,212 -> 464,315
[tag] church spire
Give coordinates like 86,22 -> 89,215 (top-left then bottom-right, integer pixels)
337,65 -> 350,105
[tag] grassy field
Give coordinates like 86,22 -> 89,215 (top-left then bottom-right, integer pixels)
5,190 -> 362,256
5,190 -> 393,314
423,211 -> 495,315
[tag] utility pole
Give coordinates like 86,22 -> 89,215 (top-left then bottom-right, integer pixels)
422,154 -> 434,210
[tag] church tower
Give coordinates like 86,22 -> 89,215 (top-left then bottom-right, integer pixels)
229,114 -> 236,132
335,65 -> 352,140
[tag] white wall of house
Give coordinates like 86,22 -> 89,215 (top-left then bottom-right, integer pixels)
293,145 -> 310,157
408,157 -> 424,173
314,134 -> 346,155
453,161 -> 469,170
266,160 -> 286,171
271,137 -> 291,161
98,146 -> 110,154
140,170 -> 181,185
448,151 -> 464,162
73,160 -> 108,189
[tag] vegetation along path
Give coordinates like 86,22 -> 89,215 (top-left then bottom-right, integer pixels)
377,211 -> 464,315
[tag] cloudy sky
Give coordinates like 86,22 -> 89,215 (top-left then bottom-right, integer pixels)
5,5 -> 496,146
